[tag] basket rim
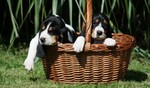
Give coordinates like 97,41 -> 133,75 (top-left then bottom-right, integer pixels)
46,33 -> 135,52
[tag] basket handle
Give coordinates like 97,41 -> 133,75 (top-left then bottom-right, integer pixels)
84,0 -> 92,50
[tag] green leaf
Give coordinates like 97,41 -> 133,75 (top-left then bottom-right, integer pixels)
7,0 -> 19,39
52,0 -> 58,15
68,0 -> 73,26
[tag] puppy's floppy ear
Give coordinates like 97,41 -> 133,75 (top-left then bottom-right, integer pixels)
36,42 -> 45,58
59,27 -> 68,43
106,24 -> 113,38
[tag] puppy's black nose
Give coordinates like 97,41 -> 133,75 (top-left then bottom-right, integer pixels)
97,30 -> 102,36
40,37 -> 46,43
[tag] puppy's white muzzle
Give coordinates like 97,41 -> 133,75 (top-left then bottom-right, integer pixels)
92,24 -> 106,40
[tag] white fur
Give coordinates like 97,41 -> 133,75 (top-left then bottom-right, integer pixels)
24,23 -> 52,71
24,22 -> 75,71
103,38 -> 116,46
65,24 -> 75,32
23,33 -> 40,71
73,36 -> 85,53
39,23 -> 53,45
92,23 -> 106,39
73,37 -> 116,53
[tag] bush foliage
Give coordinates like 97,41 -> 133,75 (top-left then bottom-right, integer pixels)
0,0 -> 150,59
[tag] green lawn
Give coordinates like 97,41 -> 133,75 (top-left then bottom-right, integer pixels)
0,47 -> 150,88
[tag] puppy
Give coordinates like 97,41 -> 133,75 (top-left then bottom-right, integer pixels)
23,15 -> 77,71
73,13 -> 116,52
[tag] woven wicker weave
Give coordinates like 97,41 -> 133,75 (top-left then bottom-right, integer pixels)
42,0 -> 135,83
42,34 -> 135,83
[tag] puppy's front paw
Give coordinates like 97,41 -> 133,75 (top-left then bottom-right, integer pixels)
23,58 -> 34,71
104,38 -> 116,47
73,36 -> 85,53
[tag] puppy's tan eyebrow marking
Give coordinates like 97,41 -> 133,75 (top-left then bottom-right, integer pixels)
42,25 -> 45,30
95,19 -> 99,23
103,20 -> 107,24
41,23 -> 46,30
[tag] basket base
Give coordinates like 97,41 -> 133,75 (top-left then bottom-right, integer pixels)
47,79 -> 121,84
42,51 -> 129,84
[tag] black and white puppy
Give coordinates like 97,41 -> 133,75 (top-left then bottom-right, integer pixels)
23,15 -> 76,71
73,13 -> 116,52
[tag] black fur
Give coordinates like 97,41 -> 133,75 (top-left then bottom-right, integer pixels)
92,13 -> 112,38
80,13 -> 113,44
39,15 -> 77,43
37,15 -> 77,58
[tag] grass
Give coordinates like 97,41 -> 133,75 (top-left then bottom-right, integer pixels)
0,47 -> 150,88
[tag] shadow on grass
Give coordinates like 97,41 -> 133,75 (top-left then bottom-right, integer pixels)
124,70 -> 148,82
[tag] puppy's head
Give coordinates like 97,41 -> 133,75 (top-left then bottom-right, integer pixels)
92,13 -> 112,40
39,15 -> 66,45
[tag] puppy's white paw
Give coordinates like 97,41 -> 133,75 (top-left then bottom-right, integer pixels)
23,58 -> 34,71
104,38 -> 116,47
73,36 -> 85,53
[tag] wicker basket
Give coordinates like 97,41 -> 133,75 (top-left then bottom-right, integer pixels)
42,34 -> 135,83
42,0 -> 135,83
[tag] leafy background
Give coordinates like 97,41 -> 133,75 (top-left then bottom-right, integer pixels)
0,0 -> 150,62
